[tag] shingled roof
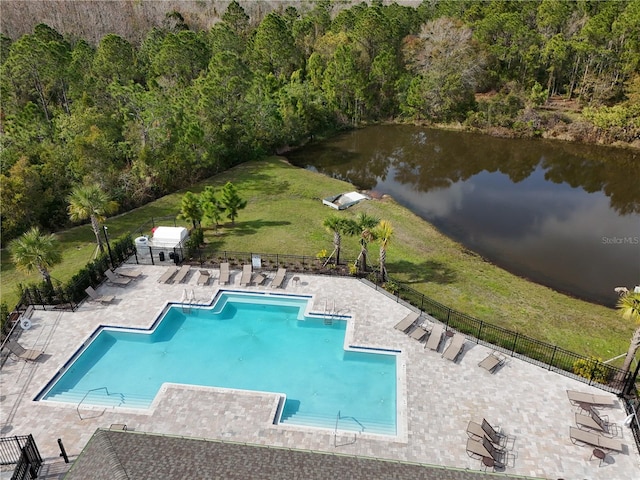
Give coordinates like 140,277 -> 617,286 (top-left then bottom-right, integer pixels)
64,429 -> 535,480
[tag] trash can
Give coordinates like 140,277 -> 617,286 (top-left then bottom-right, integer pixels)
159,251 -> 165,261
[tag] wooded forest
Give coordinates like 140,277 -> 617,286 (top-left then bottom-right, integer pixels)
1,0 -> 639,244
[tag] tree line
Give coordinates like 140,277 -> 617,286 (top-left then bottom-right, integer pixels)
2,0 -> 639,243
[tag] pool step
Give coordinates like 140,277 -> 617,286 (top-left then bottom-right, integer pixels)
281,411 -> 396,436
44,389 -> 154,409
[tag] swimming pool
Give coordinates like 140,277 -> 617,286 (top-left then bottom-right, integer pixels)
40,291 -> 398,435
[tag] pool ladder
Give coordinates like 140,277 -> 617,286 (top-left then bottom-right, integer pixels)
324,300 -> 336,325
181,289 -> 195,313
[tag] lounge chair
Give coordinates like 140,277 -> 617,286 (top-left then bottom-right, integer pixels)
569,426 -> 624,452
481,419 -> 507,446
172,265 -> 191,284
409,324 -> 429,341
481,436 -> 506,463
158,267 -> 178,284
442,332 -> 466,362
271,268 -> 286,289
219,263 -> 230,285
575,411 -> 618,437
479,351 -> 507,373
567,390 -> 616,408
105,269 -> 132,286
252,273 -> 266,286
5,340 -> 43,362
85,286 -> 115,304
466,437 -> 505,468
425,324 -> 444,351
197,270 -> 210,286
115,268 -> 142,278
466,421 -> 486,441
394,311 -> 420,332
240,264 -> 252,286
466,436 -> 491,459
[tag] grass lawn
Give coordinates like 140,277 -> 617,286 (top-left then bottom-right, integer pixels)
1,157 -> 633,364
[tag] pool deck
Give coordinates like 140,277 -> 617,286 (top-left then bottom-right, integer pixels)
1,265 -> 639,478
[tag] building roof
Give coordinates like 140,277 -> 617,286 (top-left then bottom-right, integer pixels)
64,429 -> 531,480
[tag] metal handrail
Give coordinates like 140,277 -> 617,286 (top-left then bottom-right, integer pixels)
76,386 -> 125,420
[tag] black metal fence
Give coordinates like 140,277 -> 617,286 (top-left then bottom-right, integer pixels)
0,435 -> 42,473
372,280 -> 631,394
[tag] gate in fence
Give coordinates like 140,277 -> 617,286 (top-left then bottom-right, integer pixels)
0,434 -> 42,479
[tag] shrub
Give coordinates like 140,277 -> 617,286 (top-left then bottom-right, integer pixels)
572,356 -> 608,384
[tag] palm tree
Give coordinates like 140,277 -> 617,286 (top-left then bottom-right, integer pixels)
322,214 -> 353,266
374,220 -> 393,282
67,184 -> 118,254
618,291 -> 640,376
353,212 -> 379,273
10,227 -> 62,289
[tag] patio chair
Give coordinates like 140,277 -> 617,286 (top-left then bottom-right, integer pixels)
442,332 -> 466,362
197,270 -> 210,286
115,268 -> 142,278
252,273 -> 266,286
409,324 -> 429,341
466,436 -> 491,459
85,286 -> 115,304
271,268 -> 287,289
569,426 -> 624,452
219,263 -> 230,285
466,421 -> 486,441
5,339 -> 44,362
425,324 -> 444,351
481,436 -> 506,464
172,265 -> 191,284
158,267 -> 178,284
240,264 -> 252,286
394,311 -> 420,333
481,419 -> 507,446
478,351 -> 506,373
575,411 -> 618,437
105,269 -> 132,286
567,390 -> 616,408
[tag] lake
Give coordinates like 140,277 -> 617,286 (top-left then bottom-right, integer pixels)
286,125 -> 640,307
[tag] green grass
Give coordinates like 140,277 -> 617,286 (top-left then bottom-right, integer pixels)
1,157 -> 633,365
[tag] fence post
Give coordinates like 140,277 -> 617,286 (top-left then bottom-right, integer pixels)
446,308 -> 451,327
512,332 -> 519,355
420,295 -> 424,312
549,346 -> 557,371
477,321 -> 483,344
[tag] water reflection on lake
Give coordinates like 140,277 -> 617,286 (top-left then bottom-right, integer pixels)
287,125 -> 640,307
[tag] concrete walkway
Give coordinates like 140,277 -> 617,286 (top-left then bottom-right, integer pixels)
1,265 -> 638,479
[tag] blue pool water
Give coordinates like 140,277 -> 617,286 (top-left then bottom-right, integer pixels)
41,292 -> 397,435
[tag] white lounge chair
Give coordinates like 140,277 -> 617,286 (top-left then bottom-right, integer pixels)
394,312 -> 420,332
240,264 -> 252,286
479,351 -> 506,373
85,286 -> 115,303
219,263 -> 230,285
115,268 -> 142,278
442,333 -> 466,362
172,265 -> 191,284
425,324 -> 444,351
271,268 -> 286,288
5,339 -> 44,362
158,267 -> 178,284
197,270 -> 210,286
252,273 -> 266,286
570,426 -> 624,452
567,390 -> 616,408
105,269 -> 132,286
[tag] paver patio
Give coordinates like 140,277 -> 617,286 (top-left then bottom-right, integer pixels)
1,265 -> 638,479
